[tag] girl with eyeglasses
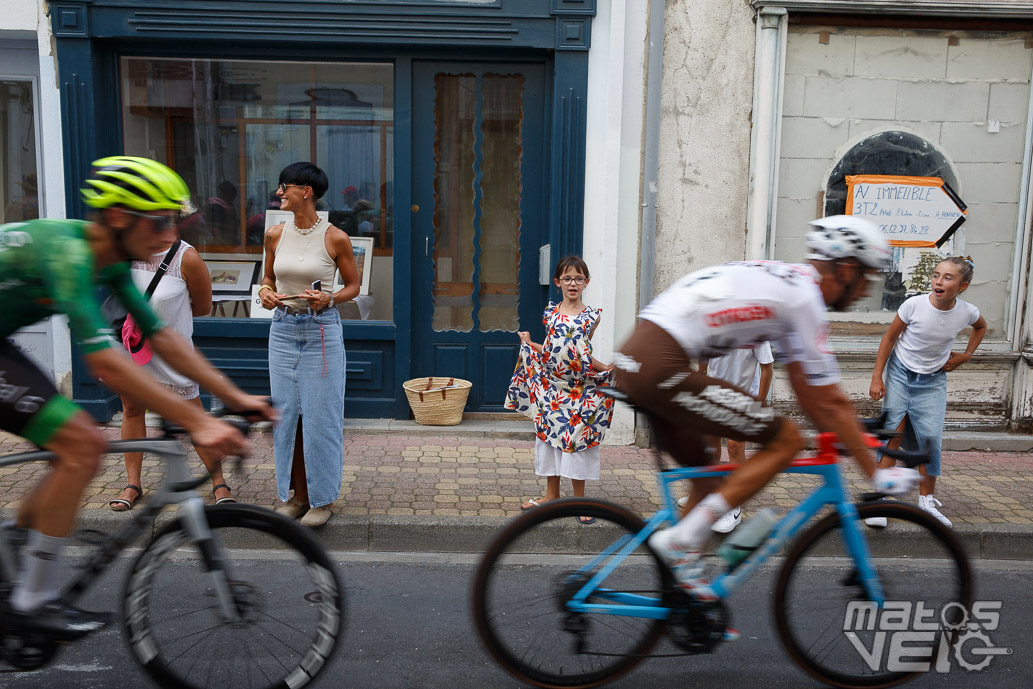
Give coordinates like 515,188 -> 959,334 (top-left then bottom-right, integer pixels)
505,255 -> 616,524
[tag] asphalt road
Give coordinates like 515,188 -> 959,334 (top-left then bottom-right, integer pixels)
1,552 -> 1029,689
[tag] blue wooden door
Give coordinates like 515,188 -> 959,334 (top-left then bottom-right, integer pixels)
412,61 -> 547,412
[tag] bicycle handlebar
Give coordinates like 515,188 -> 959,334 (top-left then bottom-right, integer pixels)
158,403 -> 270,439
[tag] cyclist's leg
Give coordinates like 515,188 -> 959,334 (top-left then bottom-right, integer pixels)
0,342 -> 103,541
615,322 -> 801,572
0,343 -> 109,636
23,412 -> 105,539
615,321 -> 801,508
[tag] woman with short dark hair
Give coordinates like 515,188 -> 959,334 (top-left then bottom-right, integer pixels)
257,162 -> 360,527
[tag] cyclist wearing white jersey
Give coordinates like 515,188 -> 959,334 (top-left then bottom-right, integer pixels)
613,216 -> 920,593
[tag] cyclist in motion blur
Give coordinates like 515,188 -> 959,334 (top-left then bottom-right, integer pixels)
613,216 -> 921,594
0,157 -> 275,639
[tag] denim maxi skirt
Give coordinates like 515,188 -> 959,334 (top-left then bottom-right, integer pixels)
881,352 -> 946,477
269,307 -> 346,506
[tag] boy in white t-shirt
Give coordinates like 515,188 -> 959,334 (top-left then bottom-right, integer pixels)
697,343 -> 774,532
868,257 -> 987,528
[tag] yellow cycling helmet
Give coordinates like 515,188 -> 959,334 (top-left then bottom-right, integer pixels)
81,156 -> 190,212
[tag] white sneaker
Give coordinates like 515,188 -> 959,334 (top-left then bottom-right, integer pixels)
864,497 -> 887,528
711,507 -> 742,534
919,495 -> 952,527
647,529 -> 714,599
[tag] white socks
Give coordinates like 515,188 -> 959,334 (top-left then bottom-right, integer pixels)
669,493 -> 731,550
10,530 -> 65,612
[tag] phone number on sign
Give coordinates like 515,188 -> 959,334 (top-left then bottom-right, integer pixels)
879,223 -> 930,236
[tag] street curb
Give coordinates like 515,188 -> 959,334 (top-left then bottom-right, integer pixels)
9,509 -> 1027,560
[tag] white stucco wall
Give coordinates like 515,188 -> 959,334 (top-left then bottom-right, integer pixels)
2,0 -> 71,393
584,0 -> 647,445
653,0 -> 757,291
0,0 -> 38,32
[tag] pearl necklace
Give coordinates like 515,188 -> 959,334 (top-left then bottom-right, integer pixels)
292,217 -> 324,262
294,216 -> 324,236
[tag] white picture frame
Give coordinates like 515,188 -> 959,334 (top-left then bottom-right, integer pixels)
204,259 -> 262,296
335,235 -> 373,296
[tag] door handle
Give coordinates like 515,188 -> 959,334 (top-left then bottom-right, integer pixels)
425,237 -> 429,256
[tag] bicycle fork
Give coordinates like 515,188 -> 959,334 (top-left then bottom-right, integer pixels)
176,497 -> 243,623
835,502 -> 886,605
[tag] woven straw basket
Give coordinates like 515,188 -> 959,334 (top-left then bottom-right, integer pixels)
403,376 -> 472,426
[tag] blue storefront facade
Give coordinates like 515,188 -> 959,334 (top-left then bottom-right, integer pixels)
50,0 -> 597,420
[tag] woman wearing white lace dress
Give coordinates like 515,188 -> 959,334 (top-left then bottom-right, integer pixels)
109,237 -> 234,510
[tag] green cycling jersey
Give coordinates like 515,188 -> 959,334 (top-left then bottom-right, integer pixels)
0,218 -> 163,353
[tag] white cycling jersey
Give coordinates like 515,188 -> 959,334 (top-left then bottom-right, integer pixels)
639,261 -> 841,387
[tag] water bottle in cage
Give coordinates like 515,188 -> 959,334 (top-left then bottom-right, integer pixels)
716,508 -> 778,567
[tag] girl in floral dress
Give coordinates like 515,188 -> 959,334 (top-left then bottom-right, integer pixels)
505,256 -> 615,523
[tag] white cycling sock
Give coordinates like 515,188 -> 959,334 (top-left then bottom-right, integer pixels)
669,493 -> 731,549
10,531 -> 65,612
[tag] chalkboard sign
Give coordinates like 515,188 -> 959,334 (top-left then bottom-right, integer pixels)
845,175 -> 967,248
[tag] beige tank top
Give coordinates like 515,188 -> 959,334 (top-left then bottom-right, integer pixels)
272,217 -> 337,309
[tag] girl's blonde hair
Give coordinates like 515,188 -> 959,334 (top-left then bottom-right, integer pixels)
938,256 -> 974,284
553,255 -> 590,281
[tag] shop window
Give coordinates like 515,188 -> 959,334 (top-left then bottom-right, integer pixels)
775,27 -> 1032,338
1,80 -> 39,224
120,58 -> 394,321
825,131 -> 958,313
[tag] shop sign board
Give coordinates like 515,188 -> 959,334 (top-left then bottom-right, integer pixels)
846,174 -> 967,248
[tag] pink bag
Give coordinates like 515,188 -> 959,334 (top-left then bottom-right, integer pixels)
121,315 -> 153,366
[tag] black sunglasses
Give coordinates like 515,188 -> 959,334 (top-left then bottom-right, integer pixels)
124,209 -> 178,233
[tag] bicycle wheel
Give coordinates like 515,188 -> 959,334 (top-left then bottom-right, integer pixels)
774,501 -> 972,689
472,498 -> 670,689
123,504 -> 343,689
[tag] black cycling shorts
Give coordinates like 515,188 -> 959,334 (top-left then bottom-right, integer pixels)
0,340 -> 80,445
613,320 -> 785,466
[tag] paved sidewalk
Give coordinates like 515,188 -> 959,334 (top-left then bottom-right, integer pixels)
1,424 -> 1030,558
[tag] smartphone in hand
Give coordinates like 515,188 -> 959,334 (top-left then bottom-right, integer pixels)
311,280 -> 322,292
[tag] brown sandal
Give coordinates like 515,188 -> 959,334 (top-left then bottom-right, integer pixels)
110,484 -> 142,512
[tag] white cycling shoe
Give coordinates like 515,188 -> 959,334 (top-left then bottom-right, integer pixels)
647,529 -> 715,600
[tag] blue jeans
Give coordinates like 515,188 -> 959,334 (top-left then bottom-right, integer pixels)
881,352 -> 945,477
269,307 -> 345,506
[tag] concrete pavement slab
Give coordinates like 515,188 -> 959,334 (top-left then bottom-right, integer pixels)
1,425 -> 1030,559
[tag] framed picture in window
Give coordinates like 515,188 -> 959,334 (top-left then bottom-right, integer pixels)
335,236 -> 374,296
205,259 -> 262,296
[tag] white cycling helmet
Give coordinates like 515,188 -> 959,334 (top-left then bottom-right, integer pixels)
805,215 -> 892,271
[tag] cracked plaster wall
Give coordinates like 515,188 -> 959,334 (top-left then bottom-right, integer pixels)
654,0 -> 757,293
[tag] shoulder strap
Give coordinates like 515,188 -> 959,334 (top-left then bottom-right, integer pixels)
144,239 -> 182,299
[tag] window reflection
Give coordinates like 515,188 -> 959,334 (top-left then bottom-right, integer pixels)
1,81 -> 39,224
120,58 -> 394,320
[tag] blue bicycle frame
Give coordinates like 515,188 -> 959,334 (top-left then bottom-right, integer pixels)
565,437 -> 884,620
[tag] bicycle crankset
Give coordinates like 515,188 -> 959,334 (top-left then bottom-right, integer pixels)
665,590 -> 728,654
